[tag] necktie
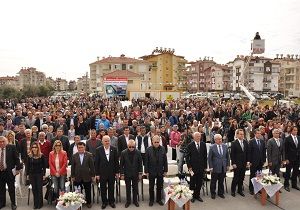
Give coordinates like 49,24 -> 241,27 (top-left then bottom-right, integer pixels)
276,139 -> 280,147
218,145 -> 223,155
240,141 -> 244,151
257,140 -> 260,149
197,143 -> 200,151
0,149 -> 4,171
294,136 -> 298,147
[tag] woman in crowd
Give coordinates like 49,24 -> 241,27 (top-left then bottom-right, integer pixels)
49,140 -> 68,199
26,142 -> 46,209
6,130 -> 19,153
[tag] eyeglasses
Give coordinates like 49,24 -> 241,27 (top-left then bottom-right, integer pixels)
154,142 -> 160,143
128,146 -> 135,149
55,144 -> 62,147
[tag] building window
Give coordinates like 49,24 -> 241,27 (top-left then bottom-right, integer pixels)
129,65 -> 133,70
128,80 -> 133,84
122,64 -> 126,70
109,64 -> 111,70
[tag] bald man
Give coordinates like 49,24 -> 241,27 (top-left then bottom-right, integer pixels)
95,135 -> 119,209
120,140 -> 143,208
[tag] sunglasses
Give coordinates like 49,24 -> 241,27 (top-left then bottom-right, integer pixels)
154,142 -> 160,143
128,146 -> 135,149
32,147 -> 38,149
55,144 -> 62,147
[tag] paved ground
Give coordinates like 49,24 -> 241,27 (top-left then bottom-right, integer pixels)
3,177 -> 300,210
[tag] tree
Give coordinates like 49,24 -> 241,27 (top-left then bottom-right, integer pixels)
0,86 -> 20,99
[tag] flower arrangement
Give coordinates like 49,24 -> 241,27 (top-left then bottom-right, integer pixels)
261,175 -> 281,185
166,184 -> 193,200
57,192 -> 86,207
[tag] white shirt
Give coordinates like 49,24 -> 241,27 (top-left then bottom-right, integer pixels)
73,144 -> 78,155
218,144 -> 223,155
194,141 -> 200,150
140,136 -> 145,153
292,135 -> 298,146
125,135 -> 129,144
274,138 -> 280,147
104,147 -> 110,161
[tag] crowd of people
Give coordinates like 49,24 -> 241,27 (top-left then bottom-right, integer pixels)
0,96 -> 299,210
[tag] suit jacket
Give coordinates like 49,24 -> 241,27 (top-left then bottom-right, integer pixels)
71,151 -> 95,182
248,138 -> 266,167
4,144 -> 23,172
120,149 -> 143,178
95,146 -> 119,179
118,134 -> 135,156
144,146 -> 168,176
267,138 -> 284,165
186,141 -> 207,174
230,139 -> 249,168
208,144 -> 229,173
68,143 -> 76,164
284,135 -> 300,162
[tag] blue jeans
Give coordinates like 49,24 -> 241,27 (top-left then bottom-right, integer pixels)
52,176 -> 66,195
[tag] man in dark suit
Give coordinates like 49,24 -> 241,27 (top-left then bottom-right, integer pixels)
51,127 -> 70,158
186,131 -> 207,203
208,134 -> 229,199
86,129 -> 102,159
68,135 -> 81,165
144,135 -> 168,207
95,135 -> 119,209
284,126 -> 300,191
267,129 -> 284,177
118,127 -> 135,157
120,140 -> 143,208
248,129 -> 266,194
71,142 -> 95,208
230,129 -> 249,197
0,136 -> 23,210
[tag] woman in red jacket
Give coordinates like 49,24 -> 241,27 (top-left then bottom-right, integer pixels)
49,140 -> 68,199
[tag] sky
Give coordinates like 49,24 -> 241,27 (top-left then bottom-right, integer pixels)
0,0 -> 299,81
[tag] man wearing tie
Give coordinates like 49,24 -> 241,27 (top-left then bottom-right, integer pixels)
0,136 -> 22,210
267,129 -> 284,177
208,134 -> 229,199
95,135 -> 119,209
248,129 -> 266,195
186,132 -> 207,203
230,129 -> 249,197
71,142 -> 95,208
284,126 -> 300,191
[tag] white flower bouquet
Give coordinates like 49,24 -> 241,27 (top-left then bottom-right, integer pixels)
57,192 -> 86,207
261,175 -> 280,185
166,184 -> 193,200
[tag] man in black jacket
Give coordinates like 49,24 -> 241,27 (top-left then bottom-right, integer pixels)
0,136 -> 23,210
120,140 -> 143,208
135,126 -> 151,164
284,126 -> 300,191
95,135 -> 120,209
144,135 -> 168,207
186,131 -> 207,203
248,129 -> 266,194
230,129 -> 249,197
51,127 -> 70,158
118,127 -> 135,157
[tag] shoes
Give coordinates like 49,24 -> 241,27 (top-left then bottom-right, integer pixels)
279,190 -> 282,193
11,204 -> 17,210
284,186 -> 290,192
125,203 -> 130,208
87,204 -> 92,208
149,201 -> 154,206
191,198 -> 195,203
134,202 -> 139,207
109,203 -> 116,208
292,186 -> 300,191
249,191 -> 254,195
211,194 -> 216,199
231,192 -> 235,197
157,201 -> 164,206
196,197 -> 203,202
101,204 -> 107,209
238,192 -> 245,197
218,194 -> 225,199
